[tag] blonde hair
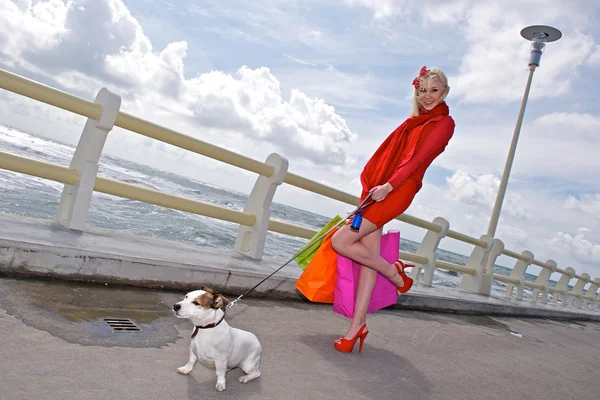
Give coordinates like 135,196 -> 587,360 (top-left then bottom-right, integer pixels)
410,67 -> 450,117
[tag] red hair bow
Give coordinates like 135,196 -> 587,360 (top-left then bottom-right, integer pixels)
412,66 -> 430,88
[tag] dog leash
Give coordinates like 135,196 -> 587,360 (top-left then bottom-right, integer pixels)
225,193 -> 376,311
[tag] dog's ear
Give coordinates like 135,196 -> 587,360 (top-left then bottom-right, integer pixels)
212,294 -> 229,310
200,285 -> 214,294
195,293 -> 214,309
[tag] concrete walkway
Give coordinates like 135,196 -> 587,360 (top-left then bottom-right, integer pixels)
1,212 -> 599,321
1,276 -> 599,400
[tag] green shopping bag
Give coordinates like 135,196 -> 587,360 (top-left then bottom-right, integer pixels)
294,215 -> 344,270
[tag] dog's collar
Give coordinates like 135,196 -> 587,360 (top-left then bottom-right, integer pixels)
191,312 -> 226,338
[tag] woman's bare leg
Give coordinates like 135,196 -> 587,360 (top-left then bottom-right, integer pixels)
339,229 -> 381,340
331,217 -> 404,288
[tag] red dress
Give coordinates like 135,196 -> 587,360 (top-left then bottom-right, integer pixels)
359,102 -> 455,228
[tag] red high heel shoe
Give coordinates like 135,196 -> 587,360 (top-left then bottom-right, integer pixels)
394,260 -> 414,295
334,324 -> 369,353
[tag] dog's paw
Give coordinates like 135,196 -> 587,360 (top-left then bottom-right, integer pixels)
177,366 -> 193,375
239,372 -> 260,383
215,381 -> 226,392
238,371 -> 260,383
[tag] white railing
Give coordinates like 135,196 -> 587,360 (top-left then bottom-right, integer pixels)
1,68 -> 599,312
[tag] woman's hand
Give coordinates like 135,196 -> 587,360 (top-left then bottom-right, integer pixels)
369,183 -> 393,202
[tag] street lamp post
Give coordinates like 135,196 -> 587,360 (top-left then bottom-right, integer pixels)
486,25 -> 562,238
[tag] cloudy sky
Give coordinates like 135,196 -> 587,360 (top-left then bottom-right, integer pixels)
1,0 -> 600,282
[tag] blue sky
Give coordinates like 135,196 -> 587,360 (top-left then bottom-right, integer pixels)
1,0 -> 600,281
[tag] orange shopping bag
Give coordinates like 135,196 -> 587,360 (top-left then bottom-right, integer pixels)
295,227 -> 340,304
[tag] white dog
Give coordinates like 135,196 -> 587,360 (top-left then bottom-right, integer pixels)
172,286 -> 262,392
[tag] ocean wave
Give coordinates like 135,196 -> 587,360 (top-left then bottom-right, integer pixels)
0,125 -> 75,162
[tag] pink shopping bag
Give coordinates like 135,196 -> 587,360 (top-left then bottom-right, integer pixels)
333,230 -> 400,319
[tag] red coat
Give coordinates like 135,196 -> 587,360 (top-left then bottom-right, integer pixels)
359,102 -> 455,227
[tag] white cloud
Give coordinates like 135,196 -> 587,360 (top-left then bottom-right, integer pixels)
106,40 -> 188,98
445,3 -> 596,104
179,67 -> 357,165
344,0 -> 407,19
587,44 -> 600,66
533,112 -> 600,142
188,1 -> 341,53
275,64 -> 400,112
0,0 -> 357,167
435,110 -> 600,193
284,54 -> 319,67
497,225 -> 529,244
504,192 -> 528,220
419,0 -> 471,24
446,170 -> 498,206
346,0 -> 599,105
548,228 -> 600,264
0,0 -> 65,70
513,112 -> 600,187
445,170 -> 528,219
564,194 -> 600,218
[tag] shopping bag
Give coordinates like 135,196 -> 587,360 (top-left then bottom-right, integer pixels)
332,230 -> 400,318
295,227 -> 340,304
294,215 -> 344,270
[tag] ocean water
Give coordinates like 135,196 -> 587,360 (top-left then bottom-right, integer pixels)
0,124 -> 533,297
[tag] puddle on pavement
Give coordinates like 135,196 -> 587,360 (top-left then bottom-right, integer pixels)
57,306 -> 169,339
0,276 -> 187,347
58,307 -> 165,324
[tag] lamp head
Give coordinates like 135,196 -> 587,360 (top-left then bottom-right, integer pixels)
520,25 -> 562,67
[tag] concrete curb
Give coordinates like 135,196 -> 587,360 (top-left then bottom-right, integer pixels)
0,241 -> 302,300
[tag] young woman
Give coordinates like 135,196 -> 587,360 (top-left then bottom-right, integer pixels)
330,66 -> 455,353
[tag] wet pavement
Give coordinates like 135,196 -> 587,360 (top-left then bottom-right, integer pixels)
1,276 -> 600,400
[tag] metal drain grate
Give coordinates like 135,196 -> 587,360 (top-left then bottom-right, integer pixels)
103,318 -> 141,332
